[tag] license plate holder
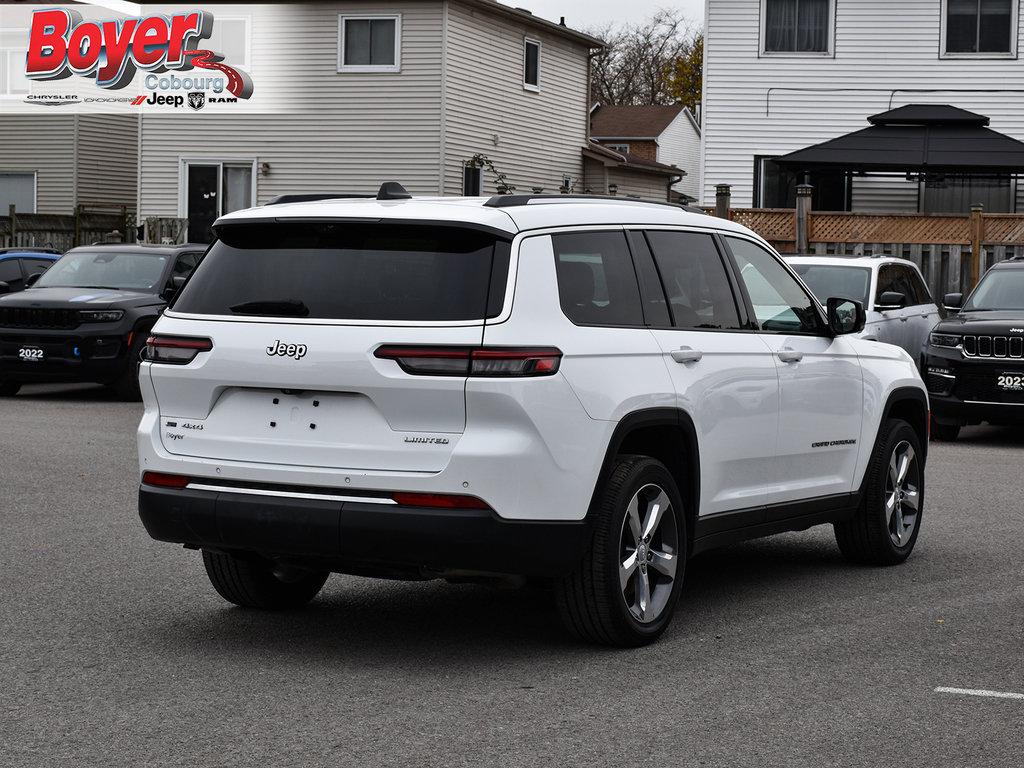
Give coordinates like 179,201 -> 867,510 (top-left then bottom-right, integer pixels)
996,371 -> 1024,391
18,345 -> 44,363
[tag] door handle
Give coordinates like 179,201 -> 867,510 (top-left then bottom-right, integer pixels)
671,346 -> 703,363
777,348 -> 803,363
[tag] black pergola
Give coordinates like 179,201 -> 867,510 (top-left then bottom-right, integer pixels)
774,105 -> 1024,175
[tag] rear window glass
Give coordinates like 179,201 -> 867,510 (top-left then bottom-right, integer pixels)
552,231 -> 643,326
172,223 -> 510,321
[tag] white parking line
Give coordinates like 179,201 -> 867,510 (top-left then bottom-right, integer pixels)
935,687 -> 1024,700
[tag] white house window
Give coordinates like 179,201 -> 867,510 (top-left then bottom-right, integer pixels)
943,0 -> 1016,56
0,172 -> 36,213
181,161 -> 255,243
1,29 -> 30,94
524,38 -> 540,91
762,0 -> 833,54
606,144 -> 631,153
339,15 -> 401,72
203,17 -> 251,68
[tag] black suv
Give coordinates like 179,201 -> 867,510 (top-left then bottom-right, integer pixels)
923,256 -> 1024,440
0,243 -> 206,398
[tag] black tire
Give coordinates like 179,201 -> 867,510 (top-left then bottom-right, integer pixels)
555,456 -> 686,646
111,331 -> 147,401
202,550 -> 329,609
0,380 -> 20,396
930,422 -> 960,442
835,418 -> 923,565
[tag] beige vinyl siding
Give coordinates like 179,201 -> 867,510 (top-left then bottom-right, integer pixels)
443,1 -> 590,196
0,116 -> 76,213
76,116 -> 138,207
702,0 -> 1024,211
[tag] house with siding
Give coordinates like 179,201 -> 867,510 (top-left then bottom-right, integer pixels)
0,115 -> 138,216
589,103 -> 702,202
134,0 -> 615,240
701,0 -> 1024,214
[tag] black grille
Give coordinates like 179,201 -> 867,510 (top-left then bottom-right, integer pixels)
0,307 -> 79,330
954,372 -> 1024,404
962,335 -> 1023,359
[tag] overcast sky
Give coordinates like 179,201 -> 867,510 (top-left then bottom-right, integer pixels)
498,0 -> 706,32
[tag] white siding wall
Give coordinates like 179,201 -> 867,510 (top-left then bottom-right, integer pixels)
0,117 -> 76,213
702,0 -> 1024,210
139,2 -> 445,216
443,2 -> 589,195
138,1 -> 594,216
657,109 -> 701,200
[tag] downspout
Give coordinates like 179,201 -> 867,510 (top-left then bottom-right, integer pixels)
72,116 -> 79,212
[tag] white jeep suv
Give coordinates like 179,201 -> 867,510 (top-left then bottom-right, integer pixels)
137,185 -> 929,646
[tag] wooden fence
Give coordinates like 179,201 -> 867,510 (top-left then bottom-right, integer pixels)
708,205 -> 1024,299
0,206 -> 191,250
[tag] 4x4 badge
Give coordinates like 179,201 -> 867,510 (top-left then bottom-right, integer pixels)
266,340 -> 307,359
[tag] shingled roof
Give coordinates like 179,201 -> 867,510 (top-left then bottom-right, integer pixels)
590,104 -> 688,139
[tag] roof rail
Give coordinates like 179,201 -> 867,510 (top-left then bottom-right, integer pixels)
265,181 -> 413,206
265,193 -> 374,206
483,193 -> 706,213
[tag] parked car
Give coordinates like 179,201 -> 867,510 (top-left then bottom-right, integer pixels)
137,185 -> 928,646
784,255 -> 940,363
0,248 -> 61,294
922,255 -> 1024,441
0,243 -> 206,398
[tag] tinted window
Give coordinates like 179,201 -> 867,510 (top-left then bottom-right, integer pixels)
174,223 -> 508,322
0,258 -> 21,284
905,266 -> 932,306
21,258 -> 55,276
878,264 -> 921,306
172,251 -> 202,278
552,231 -> 643,326
644,231 -> 742,330
727,237 -> 824,334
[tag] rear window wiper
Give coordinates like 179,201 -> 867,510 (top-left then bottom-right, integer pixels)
229,299 -> 310,317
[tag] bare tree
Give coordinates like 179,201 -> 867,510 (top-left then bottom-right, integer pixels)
588,9 -> 702,110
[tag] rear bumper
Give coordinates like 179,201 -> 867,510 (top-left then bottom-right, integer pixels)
139,484 -> 591,578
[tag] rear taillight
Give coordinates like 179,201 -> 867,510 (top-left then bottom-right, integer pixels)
375,346 -> 561,377
141,471 -> 189,488
145,335 -> 213,364
392,492 -> 491,510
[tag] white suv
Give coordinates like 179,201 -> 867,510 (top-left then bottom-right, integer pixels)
784,255 -> 941,364
137,185 -> 929,646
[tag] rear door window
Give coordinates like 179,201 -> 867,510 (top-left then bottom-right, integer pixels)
552,231 -> 643,326
644,231 -> 742,330
172,223 -> 510,322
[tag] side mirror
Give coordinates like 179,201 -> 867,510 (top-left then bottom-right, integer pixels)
25,272 -> 43,287
0,281 -> 9,295
161,275 -> 187,300
943,292 -> 963,313
827,297 -> 866,335
875,290 -> 906,311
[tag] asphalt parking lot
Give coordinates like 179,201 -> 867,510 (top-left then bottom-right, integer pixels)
2,383 -> 1021,767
